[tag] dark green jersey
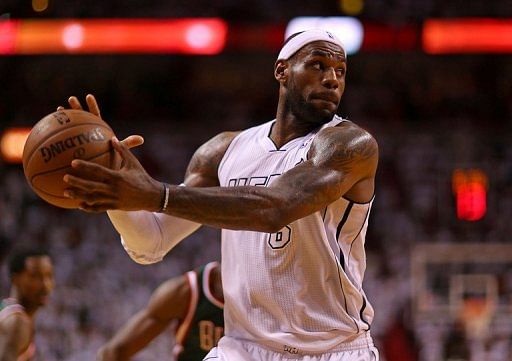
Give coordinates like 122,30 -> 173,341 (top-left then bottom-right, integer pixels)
173,262 -> 224,361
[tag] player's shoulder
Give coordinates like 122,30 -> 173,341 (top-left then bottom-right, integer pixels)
335,119 -> 376,140
316,119 -> 378,152
147,273 -> 193,321
185,131 -> 242,186
155,272 -> 191,299
193,119 -> 275,161
0,301 -> 28,320
309,119 -> 378,170
0,309 -> 31,334
207,131 -> 242,148
210,131 -> 242,146
192,131 -> 241,162
0,312 -> 32,358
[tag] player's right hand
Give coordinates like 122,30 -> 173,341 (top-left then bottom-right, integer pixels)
63,135 -> 162,213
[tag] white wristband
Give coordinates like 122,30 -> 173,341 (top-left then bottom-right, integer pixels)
159,183 -> 170,213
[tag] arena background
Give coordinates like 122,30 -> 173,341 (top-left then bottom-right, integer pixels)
1,1 -> 511,360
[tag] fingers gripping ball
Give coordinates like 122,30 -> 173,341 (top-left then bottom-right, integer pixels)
22,109 -> 116,209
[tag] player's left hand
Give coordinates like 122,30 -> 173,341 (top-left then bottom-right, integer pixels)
63,135 -> 163,213
58,94 -> 145,169
58,94 -> 102,118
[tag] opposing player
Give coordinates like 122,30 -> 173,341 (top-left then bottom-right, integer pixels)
0,249 -> 54,361
62,29 -> 379,360
97,261 -> 223,361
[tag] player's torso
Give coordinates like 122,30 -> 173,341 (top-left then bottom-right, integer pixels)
217,117 -> 375,354
0,299 -> 36,361
174,262 -> 224,361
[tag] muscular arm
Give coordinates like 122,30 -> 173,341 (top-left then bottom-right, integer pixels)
0,314 -> 32,361
104,132 -> 239,264
97,275 -> 191,361
66,122 -> 376,237
164,122 -> 378,232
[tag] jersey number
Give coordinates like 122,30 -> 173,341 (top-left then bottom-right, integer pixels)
199,320 -> 223,351
268,226 -> 292,249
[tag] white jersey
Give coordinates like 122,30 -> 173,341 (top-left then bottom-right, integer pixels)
217,115 -> 375,355
0,299 -> 36,361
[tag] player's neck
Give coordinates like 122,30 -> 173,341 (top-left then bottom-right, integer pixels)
273,101 -> 321,148
9,290 -> 38,318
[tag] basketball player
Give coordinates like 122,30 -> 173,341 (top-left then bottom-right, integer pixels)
97,261 -> 223,361
62,29 -> 379,360
0,249 -> 54,361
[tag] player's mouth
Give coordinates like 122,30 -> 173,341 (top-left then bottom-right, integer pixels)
38,293 -> 50,304
311,92 -> 339,106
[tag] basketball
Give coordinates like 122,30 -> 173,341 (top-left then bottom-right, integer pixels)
22,109 -> 116,209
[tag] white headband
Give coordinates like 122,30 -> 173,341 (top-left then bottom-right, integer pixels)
277,29 -> 346,61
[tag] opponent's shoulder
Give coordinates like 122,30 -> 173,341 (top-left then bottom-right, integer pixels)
185,131 -> 241,187
310,120 -> 378,169
147,273 -> 193,322
151,273 -> 191,306
0,309 -> 29,326
0,311 -> 31,343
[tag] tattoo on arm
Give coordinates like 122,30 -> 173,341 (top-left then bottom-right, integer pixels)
310,124 -> 378,175
162,124 -> 377,232
184,131 -> 240,187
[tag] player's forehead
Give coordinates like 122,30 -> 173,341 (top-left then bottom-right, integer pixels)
297,41 -> 346,62
24,255 -> 53,272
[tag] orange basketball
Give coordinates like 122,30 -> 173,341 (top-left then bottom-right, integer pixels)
22,109 -> 116,209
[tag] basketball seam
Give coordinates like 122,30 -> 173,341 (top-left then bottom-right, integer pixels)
24,121 -> 113,166
30,149 -> 113,198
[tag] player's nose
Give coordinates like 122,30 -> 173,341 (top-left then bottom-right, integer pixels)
321,68 -> 339,89
43,277 -> 55,293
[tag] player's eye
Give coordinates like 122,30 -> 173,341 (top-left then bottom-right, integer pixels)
336,68 -> 346,76
311,61 -> 322,70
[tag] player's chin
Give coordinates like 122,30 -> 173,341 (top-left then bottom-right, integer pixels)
36,294 -> 50,306
309,102 -> 337,120
313,108 -> 337,123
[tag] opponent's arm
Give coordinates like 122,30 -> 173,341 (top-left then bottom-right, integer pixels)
65,121 -> 377,232
97,275 -> 191,361
0,314 -> 32,361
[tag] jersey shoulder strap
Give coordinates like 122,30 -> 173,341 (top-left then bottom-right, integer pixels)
174,271 -> 200,347
0,299 -> 28,322
199,262 -> 223,309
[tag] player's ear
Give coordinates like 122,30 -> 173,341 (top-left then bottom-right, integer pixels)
274,60 -> 289,84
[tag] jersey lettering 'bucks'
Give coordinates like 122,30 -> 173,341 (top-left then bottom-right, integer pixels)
173,262 -> 224,361
218,116 -> 375,354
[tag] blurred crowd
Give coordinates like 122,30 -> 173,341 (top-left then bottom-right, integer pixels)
2,0 -> 512,21
1,43 -> 512,360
